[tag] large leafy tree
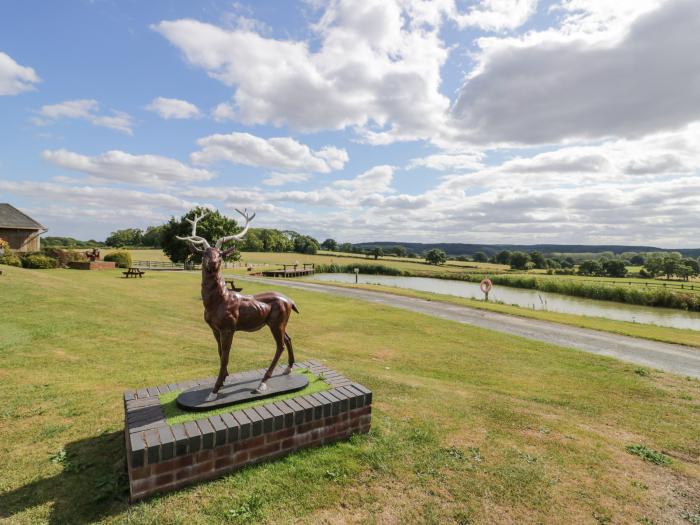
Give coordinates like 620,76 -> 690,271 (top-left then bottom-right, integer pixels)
161,207 -> 242,264
678,258 -> 700,281
509,251 -> 530,270
105,228 -> 143,247
141,225 -> 166,247
288,232 -> 320,255
529,251 -> 547,269
495,250 -> 512,265
321,238 -> 338,251
369,247 -> 383,260
425,248 -> 447,265
578,260 -> 603,276
602,259 -> 628,278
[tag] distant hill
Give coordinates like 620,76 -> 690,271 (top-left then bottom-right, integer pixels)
352,242 -> 700,258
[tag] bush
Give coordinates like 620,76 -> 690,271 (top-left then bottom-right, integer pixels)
22,254 -> 58,269
104,250 -> 132,268
0,253 -> 22,267
315,263 -> 405,276
42,247 -> 87,267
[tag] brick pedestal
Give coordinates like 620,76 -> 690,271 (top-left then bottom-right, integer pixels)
124,360 -> 372,502
68,261 -> 117,270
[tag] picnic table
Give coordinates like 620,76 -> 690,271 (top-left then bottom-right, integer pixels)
123,267 -> 146,278
223,276 -> 243,292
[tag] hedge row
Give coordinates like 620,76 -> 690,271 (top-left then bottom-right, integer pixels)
441,273 -> 700,311
315,263 -> 406,276
314,263 -> 700,311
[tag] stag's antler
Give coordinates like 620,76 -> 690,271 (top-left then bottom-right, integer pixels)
215,208 -> 256,249
176,211 -> 211,251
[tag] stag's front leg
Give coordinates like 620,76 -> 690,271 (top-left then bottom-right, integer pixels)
211,327 -> 229,376
255,327 -> 285,394
207,330 -> 233,401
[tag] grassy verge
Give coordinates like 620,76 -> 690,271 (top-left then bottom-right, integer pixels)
300,280 -> 700,348
2,265 -> 699,523
161,369 -> 330,425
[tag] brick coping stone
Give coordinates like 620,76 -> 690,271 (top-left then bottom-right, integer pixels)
124,360 -> 372,501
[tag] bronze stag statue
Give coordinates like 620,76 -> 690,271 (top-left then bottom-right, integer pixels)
177,210 -> 298,400
85,248 -> 100,262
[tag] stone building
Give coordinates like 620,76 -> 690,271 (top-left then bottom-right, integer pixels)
0,203 -> 47,252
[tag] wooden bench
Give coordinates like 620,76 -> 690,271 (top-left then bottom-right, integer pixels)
123,267 -> 145,278
223,276 -> 243,292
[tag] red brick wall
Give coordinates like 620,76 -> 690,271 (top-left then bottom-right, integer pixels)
67,261 -> 117,270
124,361 -> 372,502
127,406 -> 371,501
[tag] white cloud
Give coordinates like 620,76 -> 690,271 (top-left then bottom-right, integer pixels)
212,101 -> 237,121
408,153 -> 484,171
146,97 -> 201,119
262,173 -> 311,186
153,0 -> 451,142
34,99 -> 134,135
451,0 -> 538,32
0,179 -> 197,238
333,164 -> 394,193
42,149 -> 214,186
549,0 -> 663,41
0,51 -> 40,95
451,0 -> 700,145
191,132 -> 349,173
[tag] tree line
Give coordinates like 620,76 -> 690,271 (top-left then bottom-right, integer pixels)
99,209 -> 700,279
104,209 -> 413,262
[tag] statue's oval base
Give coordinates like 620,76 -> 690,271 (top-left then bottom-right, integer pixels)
176,373 -> 309,412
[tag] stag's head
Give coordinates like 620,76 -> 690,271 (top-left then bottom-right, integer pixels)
176,208 -> 256,274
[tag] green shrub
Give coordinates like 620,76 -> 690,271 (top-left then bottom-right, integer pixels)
315,263 -> 405,276
103,250 -> 132,268
625,444 -> 671,465
22,254 -> 58,269
42,247 -> 87,267
0,253 -> 22,267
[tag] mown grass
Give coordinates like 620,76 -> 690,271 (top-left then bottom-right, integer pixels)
2,265 -> 699,524
306,281 -> 700,348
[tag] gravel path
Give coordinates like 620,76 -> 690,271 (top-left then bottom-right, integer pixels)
242,277 -> 700,378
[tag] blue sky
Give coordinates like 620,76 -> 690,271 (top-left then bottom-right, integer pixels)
1,0 -> 699,247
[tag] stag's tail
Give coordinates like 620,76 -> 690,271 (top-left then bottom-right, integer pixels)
292,303 -> 300,314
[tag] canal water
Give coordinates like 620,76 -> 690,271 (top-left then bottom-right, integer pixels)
312,273 -> 700,331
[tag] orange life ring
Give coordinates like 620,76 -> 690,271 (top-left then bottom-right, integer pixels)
480,278 -> 493,294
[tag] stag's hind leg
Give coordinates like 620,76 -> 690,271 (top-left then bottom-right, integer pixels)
255,325 -> 286,394
283,333 -> 294,375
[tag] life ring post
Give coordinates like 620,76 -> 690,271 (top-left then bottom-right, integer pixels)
480,277 -> 493,302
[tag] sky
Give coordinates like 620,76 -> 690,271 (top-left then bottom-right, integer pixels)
1,0 -> 699,247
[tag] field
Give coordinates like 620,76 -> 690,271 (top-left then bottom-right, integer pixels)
1,266 -> 699,524
113,249 -> 700,290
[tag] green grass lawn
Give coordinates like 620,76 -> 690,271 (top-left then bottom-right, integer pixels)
2,265 -> 698,524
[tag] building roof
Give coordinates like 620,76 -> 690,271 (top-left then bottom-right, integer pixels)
0,203 -> 46,230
